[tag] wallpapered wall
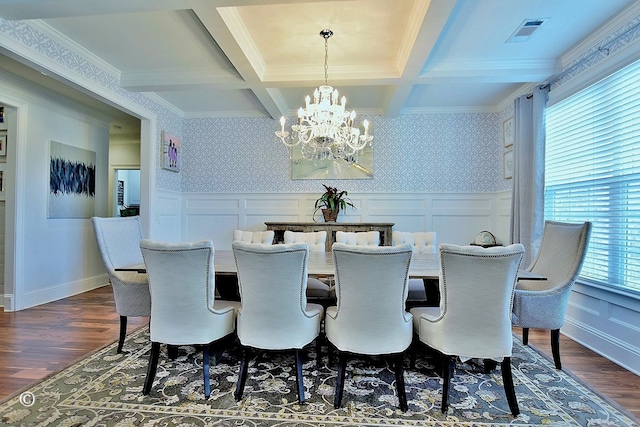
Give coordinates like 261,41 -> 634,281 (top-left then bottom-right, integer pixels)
181,112 -> 512,194
0,18 -> 512,195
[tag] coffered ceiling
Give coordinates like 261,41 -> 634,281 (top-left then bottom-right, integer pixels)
0,0 -> 636,127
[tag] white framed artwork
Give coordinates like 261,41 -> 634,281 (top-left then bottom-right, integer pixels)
503,117 -> 514,147
503,149 -> 513,179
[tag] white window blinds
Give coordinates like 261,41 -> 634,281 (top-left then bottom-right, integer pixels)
545,59 -> 640,293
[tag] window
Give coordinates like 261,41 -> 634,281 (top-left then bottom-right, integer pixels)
545,59 -> 640,294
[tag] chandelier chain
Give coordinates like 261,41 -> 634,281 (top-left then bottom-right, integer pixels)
324,36 -> 329,85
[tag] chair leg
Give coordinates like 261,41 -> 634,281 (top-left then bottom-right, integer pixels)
167,345 -> 178,360
334,352 -> 347,408
295,349 -> 306,404
551,329 -> 562,369
117,315 -> 127,353
203,345 -> 211,399
328,342 -> 335,367
234,346 -> 251,401
483,358 -> 498,373
500,357 -> 520,416
316,337 -> 323,369
143,342 -> 161,395
393,353 -> 408,412
522,328 -> 529,345
441,355 -> 455,413
409,332 -> 419,369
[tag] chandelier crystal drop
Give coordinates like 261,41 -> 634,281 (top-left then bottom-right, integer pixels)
275,29 -> 372,162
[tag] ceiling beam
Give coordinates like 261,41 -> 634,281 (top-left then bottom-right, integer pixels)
384,0 -> 458,117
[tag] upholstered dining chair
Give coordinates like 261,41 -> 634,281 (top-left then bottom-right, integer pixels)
284,230 -> 331,298
410,243 -> 524,415
232,241 -> 324,404
233,229 -> 275,245
512,220 -> 592,370
91,216 -> 151,354
140,239 -> 239,398
392,231 -> 438,253
335,230 -> 380,246
326,242 -> 414,411
393,231 -> 438,303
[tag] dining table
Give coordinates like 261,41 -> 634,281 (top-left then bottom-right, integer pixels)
118,249 -> 545,281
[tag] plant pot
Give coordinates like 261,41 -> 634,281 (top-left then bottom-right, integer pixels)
322,208 -> 339,222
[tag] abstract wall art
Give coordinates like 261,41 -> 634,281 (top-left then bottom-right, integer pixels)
48,141 -> 96,218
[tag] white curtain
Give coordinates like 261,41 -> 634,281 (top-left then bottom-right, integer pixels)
510,86 -> 549,266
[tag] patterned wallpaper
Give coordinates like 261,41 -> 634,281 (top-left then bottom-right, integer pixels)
0,18 -> 183,192
5,11 -> 640,195
182,112 -> 511,193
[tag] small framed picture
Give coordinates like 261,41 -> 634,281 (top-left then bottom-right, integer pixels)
503,150 -> 514,179
161,131 -> 180,172
503,117 -> 514,147
0,133 -> 6,156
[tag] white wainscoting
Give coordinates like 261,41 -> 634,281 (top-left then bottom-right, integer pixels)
180,192 -> 511,250
563,283 -> 640,375
153,189 -> 181,243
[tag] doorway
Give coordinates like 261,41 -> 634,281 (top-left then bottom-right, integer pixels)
114,169 -> 140,217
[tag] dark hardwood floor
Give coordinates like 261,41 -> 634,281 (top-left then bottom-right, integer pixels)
0,286 -> 638,422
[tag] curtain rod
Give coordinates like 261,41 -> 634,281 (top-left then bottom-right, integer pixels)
540,18 -> 640,90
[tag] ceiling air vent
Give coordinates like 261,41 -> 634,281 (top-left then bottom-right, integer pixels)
506,19 -> 549,43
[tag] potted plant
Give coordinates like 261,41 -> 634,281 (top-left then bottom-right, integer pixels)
314,184 -> 355,222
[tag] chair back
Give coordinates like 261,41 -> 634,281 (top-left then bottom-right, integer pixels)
392,231 -> 437,253
233,229 -> 275,245
526,221 -> 592,288
232,241 -> 321,349
335,230 -> 380,246
284,230 -> 327,252
329,242 -> 414,354
140,239 -> 235,345
434,243 -> 524,358
91,216 -> 144,273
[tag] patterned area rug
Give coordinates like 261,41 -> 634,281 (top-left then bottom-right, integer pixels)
0,327 -> 637,426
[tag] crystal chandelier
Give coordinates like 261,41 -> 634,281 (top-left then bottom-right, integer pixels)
275,29 -> 372,162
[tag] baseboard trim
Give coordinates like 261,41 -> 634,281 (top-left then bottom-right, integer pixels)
20,274 -> 110,311
562,317 -> 640,376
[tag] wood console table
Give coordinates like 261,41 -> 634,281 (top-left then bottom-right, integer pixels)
265,222 -> 394,252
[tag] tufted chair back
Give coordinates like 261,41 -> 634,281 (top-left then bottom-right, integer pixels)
335,230 -> 380,246
393,231 -> 437,301
283,231 -> 330,297
284,230 -> 327,252
392,231 -> 437,254
233,229 -> 275,245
